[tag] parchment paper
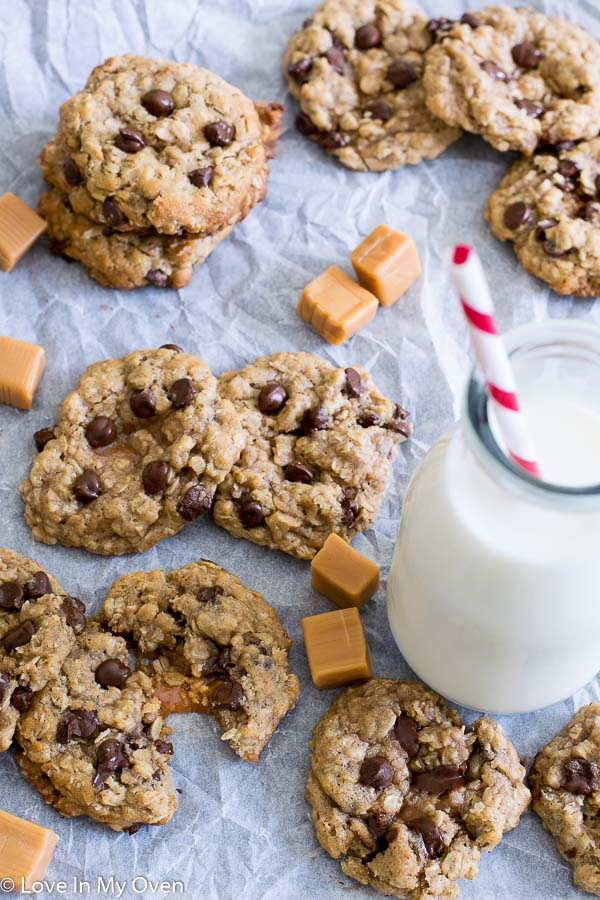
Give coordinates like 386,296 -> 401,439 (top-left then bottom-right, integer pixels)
0,1 -> 599,897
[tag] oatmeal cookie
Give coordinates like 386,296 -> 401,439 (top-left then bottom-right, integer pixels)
213,352 -> 411,559
0,549 -> 84,752
530,704 -> 600,896
39,188 -> 234,290
307,679 -> 530,899
485,138 -> 600,296
423,6 -> 600,156
40,54 -> 282,235
17,622 -> 176,832
20,347 -> 245,555
101,561 -> 299,762
284,0 -> 461,171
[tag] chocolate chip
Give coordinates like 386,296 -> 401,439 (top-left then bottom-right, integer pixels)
555,140 -> 576,152
146,269 -> 169,287
239,499 -> 265,528
387,418 -> 412,437
461,12 -> 481,27
57,708 -> 100,743
102,197 -> 127,228
285,460 -> 316,484
3,620 -> 35,652
25,571 -> 52,599
320,131 -> 349,153
301,407 -> 329,435
511,42 -> 541,69
412,764 -> 466,795
358,411 -> 381,428
94,658 -> 130,689
204,121 -> 234,147
410,819 -> 443,857
212,680 -> 244,710
155,740 -> 174,756
10,685 -> 33,713
141,89 -> 175,117
558,159 -> 580,179
596,175 -> 600,198
63,155 -> 82,186
33,426 -> 56,452
388,60 -> 418,89
393,714 -> 420,757
287,57 -> 313,80
295,112 -> 318,136
564,758 -> 597,795
62,596 -> 87,634
302,16 -> 313,27
427,17 -> 453,35
394,403 -> 409,420
93,739 -> 129,790
515,99 -> 543,118
345,367 -> 363,397
355,24 -> 381,49
169,378 -> 198,408
85,416 -> 116,449
160,344 -> 183,352
189,167 -> 214,188
127,823 -> 143,835
503,201 -> 533,230
341,496 -> 358,526
325,45 -> 346,75
116,128 -> 145,153
74,470 -> 102,504
365,812 -> 389,840
543,239 -> 567,258
129,390 -> 156,418
177,485 -> 211,521
359,756 -> 394,790
0,582 -> 25,611
258,382 -> 288,414
365,100 -> 392,121
142,461 -> 170,495
197,585 -> 224,604
481,60 -> 508,81
579,202 -> 597,221
203,646 -> 232,678
0,672 -> 10,703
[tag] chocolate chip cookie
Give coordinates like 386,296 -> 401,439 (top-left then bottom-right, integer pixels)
101,561 -> 299,762
213,352 -> 411,559
0,549 -> 84,752
20,347 -> 245,555
40,54 -> 280,235
284,0 -> 461,171
39,188 -> 234,290
17,621 -> 176,832
530,704 -> 600,895
308,679 -> 530,899
423,6 -> 600,156
485,138 -> 600,296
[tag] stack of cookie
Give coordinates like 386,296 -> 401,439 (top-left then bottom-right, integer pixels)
285,2 -> 600,296
38,54 -> 283,290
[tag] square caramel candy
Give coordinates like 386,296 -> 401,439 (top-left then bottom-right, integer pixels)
311,533 -> 380,609
0,193 -> 47,272
0,808 -> 59,891
297,265 -> 378,344
351,224 -> 421,307
0,336 -> 46,409
302,607 -> 372,690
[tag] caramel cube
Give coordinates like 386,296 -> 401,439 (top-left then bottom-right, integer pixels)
0,193 -> 47,272
302,607 -> 372,689
297,266 -> 378,344
351,225 -> 421,307
0,337 -> 46,409
0,808 -> 59,891
311,533 -> 380,609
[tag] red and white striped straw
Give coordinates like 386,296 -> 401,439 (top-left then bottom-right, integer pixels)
450,244 -> 541,478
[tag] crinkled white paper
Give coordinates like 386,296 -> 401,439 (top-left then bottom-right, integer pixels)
0,1 -> 599,897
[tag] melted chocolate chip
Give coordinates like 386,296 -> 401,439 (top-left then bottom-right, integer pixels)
168,377 -> 198,408
543,239 -> 567,258
85,416 -> 117,448
160,344 -> 183,353
11,685 -> 33,713
155,740 -> 174,756
503,201 -> 533,230
239,499 -> 265,528
203,646 -> 232,678
358,411 -> 381,428
116,128 -> 145,153
388,60 -> 418,89
141,89 -> 175,117
410,818 -> 444,857
359,756 -> 394,790
95,658 -> 130,688
481,60 -> 508,81
461,12 -> 481,27
301,407 -> 328,435
341,496 -> 358,526
287,57 -> 313,81
393,714 -> 420,757
74,470 -> 102,504
258,382 -> 288,414
63,155 -> 82,186
25,572 -> 52,599
558,159 -> 580,179
3,620 -> 35,652
365,100 -> 392,121
295,112 -> 318,136
204,121 -> 234,147
177,485 -> 211,521
355,23 -> 381,49
320,131 -> 349,153
325,45 -> 346,75
142,461 -> 170,495
33,426 -> 56,452
56,708 -> 100,743
511,42 -> 541,69
146,269 -> 169,287
93,738 -> 129,790
212,680 -> 244,710
345,367 -> 363,397
62,596 -> 87,634
412,764 -> 466,795
365,812 -> 389,840
427,17 -> 453,35
515,99 -> 543,118
197,585 -> 224,604
189,167 -> 214,188
102,197 -> 127,228
564,758 -> 597,795
285,460 -> 316,484
129,390 -> 156,418
0,582 -> 25,611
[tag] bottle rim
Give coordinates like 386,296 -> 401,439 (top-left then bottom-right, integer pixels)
464,320 -> 600,507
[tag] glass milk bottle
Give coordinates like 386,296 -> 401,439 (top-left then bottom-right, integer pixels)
387,320 -> 600,714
